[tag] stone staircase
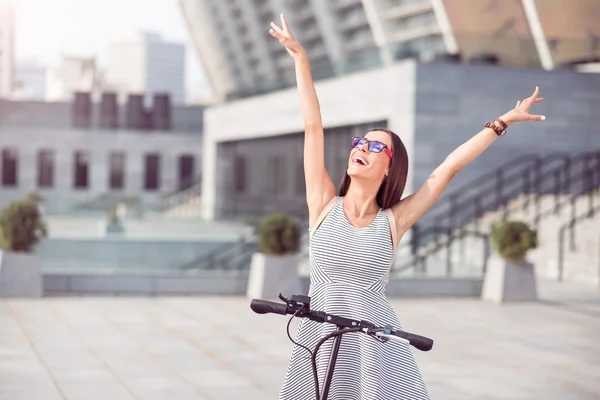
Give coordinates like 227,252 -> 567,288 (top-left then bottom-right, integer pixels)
394,191 -> 600,285
162,181 -> 203,219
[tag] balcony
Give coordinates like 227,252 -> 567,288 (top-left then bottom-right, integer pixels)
333,0 -> 362,11
337,10 -> 370,31
382,2 -> 434,20
389,25 -> 441,43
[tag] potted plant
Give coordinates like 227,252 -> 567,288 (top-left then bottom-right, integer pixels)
246,212 -> 302,299
0,197 -> 48,297
481,220 -> 538,303
105,206 -> 125,234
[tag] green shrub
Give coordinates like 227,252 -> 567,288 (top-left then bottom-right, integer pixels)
0,227 -> 8,250
106,207 -> 120,225
0,199 -> 47,253
258,212 -> 300,256
490,220 -> 537,262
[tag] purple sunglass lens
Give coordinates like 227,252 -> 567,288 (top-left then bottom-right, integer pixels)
352,138 -> 365,148
369,142 -> 384,152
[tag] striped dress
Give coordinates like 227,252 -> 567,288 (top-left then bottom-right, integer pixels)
279,196 -> 430,400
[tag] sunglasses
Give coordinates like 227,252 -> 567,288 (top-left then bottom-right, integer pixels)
351,137 -> 393,159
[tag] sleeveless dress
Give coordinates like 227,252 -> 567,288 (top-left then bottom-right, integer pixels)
279,196 -> 430,400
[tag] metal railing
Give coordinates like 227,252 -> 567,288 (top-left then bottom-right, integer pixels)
557,202 -> 600,283
397,150 -> 600,278
411,151 -> 600,246
177,150 -> 600,276
391,228 -> 490,277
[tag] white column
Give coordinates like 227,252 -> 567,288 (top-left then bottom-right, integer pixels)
521,0 -> 555,71
429,0 -> 459,55
361,0 -> 394,65
200,137 -> 218,221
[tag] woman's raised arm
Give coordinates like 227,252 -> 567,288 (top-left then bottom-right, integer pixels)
391,87 -> 546,238
270,14 -> 336,227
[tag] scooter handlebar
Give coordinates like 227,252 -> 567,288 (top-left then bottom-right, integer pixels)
250,299 -> 289,316
393,330 -> 434,352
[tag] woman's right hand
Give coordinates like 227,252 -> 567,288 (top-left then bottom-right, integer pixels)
269,13 -> 305,60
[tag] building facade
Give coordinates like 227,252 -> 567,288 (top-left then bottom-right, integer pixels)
0,94 -> 204,214
106,32 -> 186,105
200,59 -> 600,221
45,56 -> 99,102
180,0 -> 448,100
181,0 -> 600,101
0,3 -> 15,98
13,59 -> 47,101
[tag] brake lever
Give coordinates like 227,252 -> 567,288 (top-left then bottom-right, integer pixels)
374,332 -> 410,345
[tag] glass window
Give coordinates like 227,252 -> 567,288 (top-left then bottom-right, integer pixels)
109,152 -> 126,190
37,149 -> 54,188
73,151 -> 90,189
178,154 -> 195,190
1,148 -> 18,187
234,155 -> 246,194
144,153 -> 160,190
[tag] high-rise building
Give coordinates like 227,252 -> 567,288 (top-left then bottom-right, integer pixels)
45,56 -> 99,102
105,32 -> 186,105
180,0 -> 600,101
179,0 -> 455,100
0,3 -> 15,98
13,59 -> 47,100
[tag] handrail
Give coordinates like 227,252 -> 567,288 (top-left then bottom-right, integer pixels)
395,150 -> 600,276
184,150 -> 599,273
415,150 -> 600,241
557,202 -> 600,282
391,227 -> 490,277
176,214 -> 310,271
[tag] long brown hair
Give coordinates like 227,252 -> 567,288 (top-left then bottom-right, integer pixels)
338,128 -> 409,210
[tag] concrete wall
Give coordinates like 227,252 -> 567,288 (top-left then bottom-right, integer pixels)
216,120 -> 386,219
0,128 -> 203,213
43,270 -> 248,295
202,60 -> 417,220
0,99 -> 204,133
412,63 -> 600,196
42,271 -> 482,297
36,237 -> 234,272
201,59 -> 600,220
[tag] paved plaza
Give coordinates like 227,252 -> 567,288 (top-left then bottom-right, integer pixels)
1,280 -> 599,400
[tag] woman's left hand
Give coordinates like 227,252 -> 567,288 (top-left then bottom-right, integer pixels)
500,86 -> 545,126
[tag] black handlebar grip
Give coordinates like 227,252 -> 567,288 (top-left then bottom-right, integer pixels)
250,299 -> 289,315
394,331 -> 434,352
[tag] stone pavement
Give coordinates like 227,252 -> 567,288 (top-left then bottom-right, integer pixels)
1,280 -> 599,400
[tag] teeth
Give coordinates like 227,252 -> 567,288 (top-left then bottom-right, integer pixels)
353,156 -> 366,165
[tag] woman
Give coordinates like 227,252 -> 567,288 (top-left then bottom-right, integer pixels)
269,13 -> 545,400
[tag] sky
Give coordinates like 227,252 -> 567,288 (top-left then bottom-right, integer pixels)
10,0 -> 210,100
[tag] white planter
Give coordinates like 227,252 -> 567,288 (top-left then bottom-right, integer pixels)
0,251 -> 43,298
246,252 -> 302,300
481,255 -> 537,304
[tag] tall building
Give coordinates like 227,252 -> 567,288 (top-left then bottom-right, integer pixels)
179,0 -> 456,100
105,32 -> 186,105
0,3 -> 15,98
45,56 -> 99,102
13,59 -> 47,100
180,0 -> 600,101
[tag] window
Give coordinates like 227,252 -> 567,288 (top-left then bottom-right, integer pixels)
109,152 -> 126,190
37,149 -> 54,188
268,156 -> 286,196
144,153 -> 160,190
1,148 -> 18,187
178,154 -> 195,191
234,156 -> 246,194
73,151 -> 90,189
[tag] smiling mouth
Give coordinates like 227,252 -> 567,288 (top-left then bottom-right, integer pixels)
353,156 -> 368,166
